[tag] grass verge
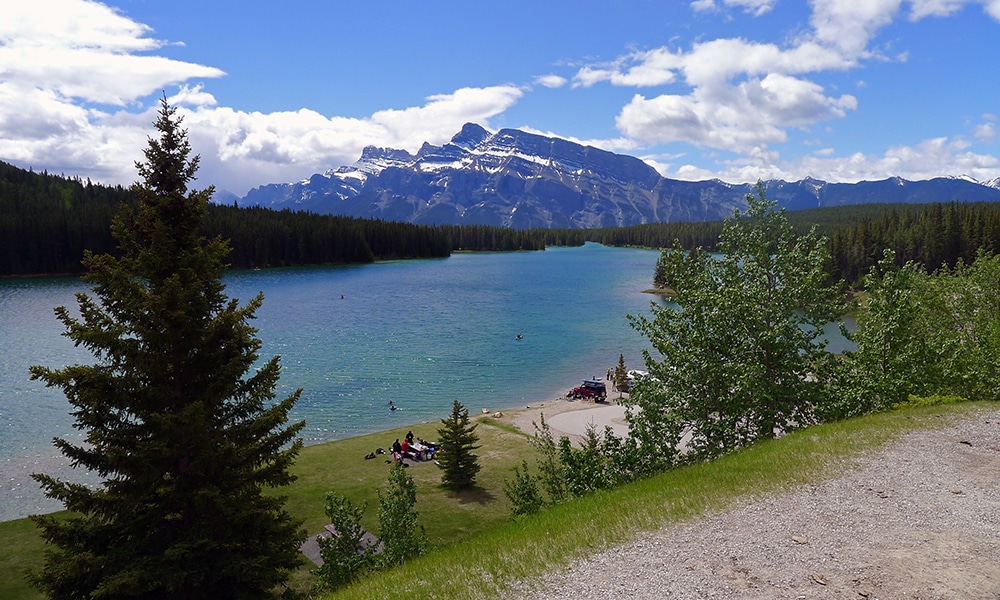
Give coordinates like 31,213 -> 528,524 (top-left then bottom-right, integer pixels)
1,402 -> 991,599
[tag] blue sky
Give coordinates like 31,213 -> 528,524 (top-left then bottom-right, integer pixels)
2,0 -> 999,195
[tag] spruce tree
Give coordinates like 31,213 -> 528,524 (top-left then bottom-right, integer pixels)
28,96 -> 306,599
613,353 -> 628,397
436,400 -> 481,491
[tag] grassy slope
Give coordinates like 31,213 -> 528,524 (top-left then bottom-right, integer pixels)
0,415 -> 536,599
1,403 -> 988,599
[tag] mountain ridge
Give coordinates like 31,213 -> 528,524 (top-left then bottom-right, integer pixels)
237,124 -> 1000,228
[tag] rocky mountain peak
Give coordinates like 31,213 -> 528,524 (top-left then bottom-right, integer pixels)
238,124 -> 1000,229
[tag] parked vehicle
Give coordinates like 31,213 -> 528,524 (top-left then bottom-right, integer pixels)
620,369 -> 651,393
568,378 -> 607,401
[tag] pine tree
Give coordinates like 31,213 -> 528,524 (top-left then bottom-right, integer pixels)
28,96 -> 306,599
436,400 -> 482,491
613,353 -> 628,397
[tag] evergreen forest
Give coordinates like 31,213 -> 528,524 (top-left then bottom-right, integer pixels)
4,159 -> 1000,285
0,161 -> 555,277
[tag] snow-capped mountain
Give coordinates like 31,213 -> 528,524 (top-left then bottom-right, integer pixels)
238,124 -> 1000,228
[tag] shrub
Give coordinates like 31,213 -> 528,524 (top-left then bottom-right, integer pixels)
313,491 -> 374,592
503,460 -> 545,518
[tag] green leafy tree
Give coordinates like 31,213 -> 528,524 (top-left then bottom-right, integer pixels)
557,423 -> 619,497
376,463 -> 426,568
822,250 -> 936,419
915,250 -> 1000,401
27,96 -> 305,599
529,415 -> 569,504
502,460 -> 545,518
436,400 -> 482,491
314,491 -> 375,592
616,374 -> 684,478
630,182 -> 843,460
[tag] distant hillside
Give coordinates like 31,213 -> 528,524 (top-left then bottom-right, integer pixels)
6,160 -> 1000,282
237,123 -> 1000,229
0,161 -> 548,277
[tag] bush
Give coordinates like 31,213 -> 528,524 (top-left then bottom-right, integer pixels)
503,460 -> 545,518
313,491 -> 374,592
894,394 -> 969,409
376,463 -> 426,568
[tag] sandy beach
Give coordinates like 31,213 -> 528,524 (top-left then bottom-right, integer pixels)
494,387 -> 630,441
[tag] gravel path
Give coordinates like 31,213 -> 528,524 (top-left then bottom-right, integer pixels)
511,408 -> 1000,600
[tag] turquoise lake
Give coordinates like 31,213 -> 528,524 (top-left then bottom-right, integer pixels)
1,243 -> 665,521
0,243 -> 856,521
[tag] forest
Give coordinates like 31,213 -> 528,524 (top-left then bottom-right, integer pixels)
595,202 -> 1000,287
0,161 -> 558,277
4,160 -> 1000,285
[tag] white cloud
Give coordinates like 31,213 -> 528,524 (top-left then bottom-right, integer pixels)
573,39 -> 851,90
909,0 -> 968,19
0,1 -> 224,105
153,85 -> 522,194
616,73 -> 856,152
973,122 -> 996,142
168,84 -> 218,108
808,0 -> 902,56
0,1 -> 525,195
574,48 -> 681,88
690,0 -> 777,16
368,86 -> 524,149
572,0 -> 1000,184
0,0 -> 158,53
986,0 -> 1000,19
517,126 -> 639,154
659,135 -> 1000,184
534,74 -> 568,88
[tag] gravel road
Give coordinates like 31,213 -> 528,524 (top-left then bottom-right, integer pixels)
510,407 -> 1000,600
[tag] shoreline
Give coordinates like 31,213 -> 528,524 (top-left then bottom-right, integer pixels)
0,379 -> 630,524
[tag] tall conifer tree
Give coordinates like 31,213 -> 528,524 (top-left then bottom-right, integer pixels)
28,96 -> 305,599
436,400 -> 481,491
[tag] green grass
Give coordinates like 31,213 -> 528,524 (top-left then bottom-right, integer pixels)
1,403 -> 990,600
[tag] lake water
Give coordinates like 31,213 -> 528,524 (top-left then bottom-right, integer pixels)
0,243 -> 855,522
1,244 -> 665,521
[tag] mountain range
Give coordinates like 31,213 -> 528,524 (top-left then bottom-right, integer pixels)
235,123 -> 1000,228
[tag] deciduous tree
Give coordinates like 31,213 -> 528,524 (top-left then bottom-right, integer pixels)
314,491 -> 374,591
821,250 -> 935,420
376,463 -> 426,567
629,183 -> 843,460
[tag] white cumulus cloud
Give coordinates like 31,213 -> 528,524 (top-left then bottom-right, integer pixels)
534,74 -> 568,88
0,0 -> 525,194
